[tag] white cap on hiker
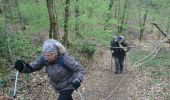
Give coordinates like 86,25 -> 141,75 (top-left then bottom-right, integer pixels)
117,36 -> 124,43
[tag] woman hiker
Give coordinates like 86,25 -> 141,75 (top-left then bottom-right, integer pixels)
14,39 -> 85,100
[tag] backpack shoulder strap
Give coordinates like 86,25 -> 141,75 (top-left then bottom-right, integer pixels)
58,55 -> 72,72
58,55 -> 64,67
39,54 -> 72,72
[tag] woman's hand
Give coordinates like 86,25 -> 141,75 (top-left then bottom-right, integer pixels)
14,60 -> 25,72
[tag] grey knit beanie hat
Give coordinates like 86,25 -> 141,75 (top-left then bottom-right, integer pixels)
43,40 -> 58,53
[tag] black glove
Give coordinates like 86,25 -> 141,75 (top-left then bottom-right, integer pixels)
72,80 -> 81,89
14,60 -> 25,72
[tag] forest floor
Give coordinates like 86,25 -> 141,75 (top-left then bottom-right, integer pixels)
74,46 -> 131,100
1,46 -> 131,100
0,35 -> 169,100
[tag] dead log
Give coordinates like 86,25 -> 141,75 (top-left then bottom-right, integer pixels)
151,23 -> 170,43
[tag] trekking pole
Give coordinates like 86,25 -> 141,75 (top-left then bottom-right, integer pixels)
111,56 -> 113,71
13,70 -> 19,98
124,55 -> 127,72
77,89 -> 84,100
110,49 -> 114,72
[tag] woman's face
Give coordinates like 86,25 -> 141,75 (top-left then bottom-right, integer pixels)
44,52 -> 58,63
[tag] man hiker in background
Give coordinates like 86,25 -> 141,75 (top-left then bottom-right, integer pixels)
110,36 -> 130,74
14,39 -> 85,100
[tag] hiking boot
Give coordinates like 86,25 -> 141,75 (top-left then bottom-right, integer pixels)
120,70 -> 123,73
115,71 -> 119,74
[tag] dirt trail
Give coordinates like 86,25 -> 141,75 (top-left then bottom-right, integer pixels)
1,35 -> 168,100
73,47 -> 131,100
0,47 -> 131,100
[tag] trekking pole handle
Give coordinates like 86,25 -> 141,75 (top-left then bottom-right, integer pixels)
13,70 -> 19,98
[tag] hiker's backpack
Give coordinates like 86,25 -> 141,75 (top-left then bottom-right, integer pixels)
110,39 -> 116,47
39,54 -> 72,72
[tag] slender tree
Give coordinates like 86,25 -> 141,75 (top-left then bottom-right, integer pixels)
166,14 -> 170,33
75,0 -> 80,35
46,0 -> 60,40
139,0 -> 149,41
2,0 -> 12,62
118,0 -> 128,33
35,0 -> 39,5
63,0 -> 70,46
2,0 -> 10,12
104,0 -> 114,31
13,0 -> 26,30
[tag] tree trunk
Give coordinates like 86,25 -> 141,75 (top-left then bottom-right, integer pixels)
118,0 -> 128,33
63,0 -> 70,46
104,0 -> 114,31
117,0 -> 120,33
0,5 -> 3,14
75,0 -> 80,35
46,0 -> 60,40
166,15 -> 170,33
3,1 -> 12,62
114,0 -> 118,18
139,4 -> 148,41
53,0 -> 60,40
35,0 -> 39,5
13,0 -> 26,30
150,18 -> 155,34
2,0 -> 10,14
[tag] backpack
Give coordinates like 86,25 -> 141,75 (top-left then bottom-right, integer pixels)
110,39 -> 116,47
39,54 -> 72,72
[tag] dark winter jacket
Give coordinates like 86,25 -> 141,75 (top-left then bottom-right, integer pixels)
22,53 -> 85,92
110,40 -> 129,58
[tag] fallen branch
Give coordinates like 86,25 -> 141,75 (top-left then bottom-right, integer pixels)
151,23 -> 167,37
105,37 -> 170,99
109,46 -> 137,49
133,36 -> 169,67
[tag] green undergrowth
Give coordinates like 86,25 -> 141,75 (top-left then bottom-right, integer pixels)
129,46 -> 170,99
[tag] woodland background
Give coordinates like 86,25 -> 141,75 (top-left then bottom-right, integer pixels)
0,0 -> 169,100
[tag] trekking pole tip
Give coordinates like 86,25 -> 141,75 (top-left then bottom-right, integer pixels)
13,95 -> 16,98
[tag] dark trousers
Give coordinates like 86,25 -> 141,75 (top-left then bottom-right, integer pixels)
58,90 -> 74,100
114,56 -> 125,72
